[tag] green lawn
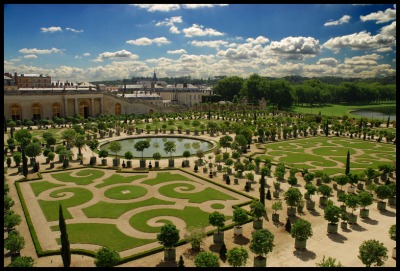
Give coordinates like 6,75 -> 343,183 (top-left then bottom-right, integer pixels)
103,185 -> 148,200
259,137 -> 395,176
51,169 -> 105,185
291,102 -> 396,118
95,174 -> 146,188
51,223 -> 154,252
30,181 -> 65,197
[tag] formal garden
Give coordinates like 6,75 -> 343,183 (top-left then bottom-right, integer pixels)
4,104 -> 396,267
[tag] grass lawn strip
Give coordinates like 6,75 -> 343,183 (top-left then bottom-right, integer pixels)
51,169 -> 105,185
50,223 -> 154,252
141,172 -> 193,185
30,181 -> 65,197
95,174 -> 147,188
104,185 -> 148,200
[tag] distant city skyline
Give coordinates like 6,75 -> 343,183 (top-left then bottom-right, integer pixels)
4,4 -> 396,82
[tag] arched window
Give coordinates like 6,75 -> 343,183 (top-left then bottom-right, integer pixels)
32,103 -> 41,120
53,103 -> 62,118
11,104 -> 21,121
115,103 -> 121,116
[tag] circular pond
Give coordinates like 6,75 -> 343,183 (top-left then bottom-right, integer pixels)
100,136 -> 216,158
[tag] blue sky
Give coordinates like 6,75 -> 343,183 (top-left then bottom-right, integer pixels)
4,4 -> 396,82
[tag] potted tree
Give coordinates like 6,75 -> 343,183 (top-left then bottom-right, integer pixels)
208,211 -> 226,244
249,229 -> 275,267
318,185 -> 332,206
233,208 -> 248,236
273,181 -> 281,198
47,152 -> 55,168
182,150 -> 191,167
108,141 -> 122,167
194,251 -> 220,267
226,247 -> 248,267
347,172 -> 358,193
152,152 -> 161,168
133,140 -> 150,168
157,223 -> 180,262
290,218 -> 313,250
334,174 -> 349,196
98,149 -> 109,166
324,203 -> 342,234
345,193 -> 359,224
284,187 -> 302,216
340,210 -> 349,230
124,151 -> 133,168
195,149 -> 205,165
87,139 -> 99,165
358,239 -> 388,267
164,140 -> 176,167
375,185 -> 392,211
271,200 -> 283,222
250,200 -> 266,230
358,191 -> 374,218
389,224 -> 396,259
305,183 -> 317,210
183,226 -> 206,252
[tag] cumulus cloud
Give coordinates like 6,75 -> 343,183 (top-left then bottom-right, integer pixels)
131,4 -> 180,12
40,26 -> 62,33
316,57 -> 339,66
19,48 -> 63,54
169,26 -> 180,34
66,27 -> 83,33
322,21 -> 396,53
23,55 -> 38,59
344,54 -> 382,66
266,36 -> 321,60
190,40 -> 229,49
126,37 -> 171,46
324,15 -> 351,26
92,50 -> 139,62
182,24 -> 224,37
246,36 -> 269,45
360,7 -> 396,24
83,53 -> 91,56
167,49 -> 187,54
155,16 -> 182,26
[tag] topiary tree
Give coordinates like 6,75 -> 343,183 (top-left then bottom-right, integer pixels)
249,228 -> 275,267
157,223 -> 180,261
375,185 -> 392,210
178,255 -> 185,267
209,211 -> 226,234
164,141 -> 177,160
250,200 -> 266,221
324,203 -> 342,233
290,218 -> 313,250
345,193 -> 359,215
284,187 -> 302,211
358,239 -> 388,267
183,226 -> 206,251
94,247 -> 120,267
335,174 -> 349,191
4,210 -> 21,232
226,246 -> 248,267
194,251 -> 220,267
134,140 -> 150,161
285,218 -> 292,232
233,208 -> 249,236
87,139 -> 100,157
7,256 -> 35,267
108,141 -> 122,160
4,230 -> 25,257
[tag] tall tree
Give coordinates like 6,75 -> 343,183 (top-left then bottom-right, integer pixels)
241,74 -> 269,105
345,150 -> 350,176
213,76 -> 244,102
59,204 -> 71,267
14,129 -> 32,178
259,172 -> 266,206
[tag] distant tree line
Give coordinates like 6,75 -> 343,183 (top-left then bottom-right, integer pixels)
212,74 -> 396,110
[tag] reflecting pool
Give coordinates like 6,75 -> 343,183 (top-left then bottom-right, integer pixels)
100,136 -> 215,158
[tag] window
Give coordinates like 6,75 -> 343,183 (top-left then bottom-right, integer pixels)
115,103 -> 121,116
53,103 -> 61,117
32,103 -> 41,120
11,104 -> 21,121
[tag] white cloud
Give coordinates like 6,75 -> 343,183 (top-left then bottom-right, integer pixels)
92,50 -> 139,62
182,24 -> 224,37
167,49 -> 187,54
316,58 -> 339,66
375,47 -> 393,52
266,36 -> 321,60
344,54 -> 382,66
182,4 -> 228,9
126,37 -> 171,46
155,16 -> 182,26
131,4 -> 180,12
324,15 -> 351,26
360,7 -> 396,24
169,26 -> 180,34
74,55 -> 82,59
323,22 -> 396,53
23,54 -> 38,59
190,40 -> 229,49
40,26 -> 62,33
19,48 -> 63,54
246,36 -> 269,45
83,53 -> 91,57
66,27 -> 83,33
